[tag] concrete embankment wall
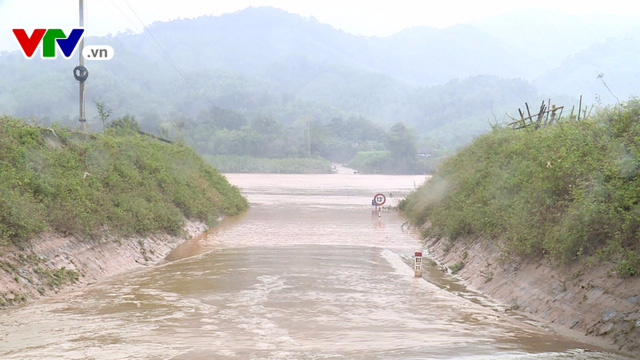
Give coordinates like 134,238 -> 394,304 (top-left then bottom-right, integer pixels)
424,236 -> 640,356
0,221 -> 206,308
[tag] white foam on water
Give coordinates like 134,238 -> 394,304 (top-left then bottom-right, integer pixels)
381,248 -> 416,277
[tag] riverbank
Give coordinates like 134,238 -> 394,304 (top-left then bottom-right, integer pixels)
423,234 -> 640,356
0,116 -> 248,308
0,220 -> 207,308
400,100 -> 640,356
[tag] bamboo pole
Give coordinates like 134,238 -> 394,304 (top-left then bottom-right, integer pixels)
545,98 -> 551,125
569,105 -> 575,120
577,95 -> 582,121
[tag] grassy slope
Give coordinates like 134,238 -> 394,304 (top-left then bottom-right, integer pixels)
0,116 -> 247,245
400,99 -> 640,277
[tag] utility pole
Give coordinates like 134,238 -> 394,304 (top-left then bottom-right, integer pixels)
307,120 -> 311,157
78,0 -> 86,132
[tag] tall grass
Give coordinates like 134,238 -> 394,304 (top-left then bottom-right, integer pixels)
400,99 -> 640,277
0,116 -> 248,245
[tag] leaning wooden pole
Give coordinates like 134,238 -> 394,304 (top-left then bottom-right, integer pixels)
545,98 -> 551,125
577,95 -> 582,121
525,102 -> 532,126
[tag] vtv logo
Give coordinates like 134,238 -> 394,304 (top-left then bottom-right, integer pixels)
13,28 -> 85,59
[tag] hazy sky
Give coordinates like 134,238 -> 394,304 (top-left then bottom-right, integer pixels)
1,0 -> 639,51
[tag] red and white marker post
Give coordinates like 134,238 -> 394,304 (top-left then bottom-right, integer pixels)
414,251 -> 423,277
374,193 -> 386,218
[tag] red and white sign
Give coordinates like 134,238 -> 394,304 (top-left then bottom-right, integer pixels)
374,193 -> 386,206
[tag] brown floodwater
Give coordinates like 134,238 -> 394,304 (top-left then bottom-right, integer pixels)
0,173 -> 631,359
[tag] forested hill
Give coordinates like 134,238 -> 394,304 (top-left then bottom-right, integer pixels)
136,8 -> 521,86
0,6 -> 638,154
124,7 -> 639,90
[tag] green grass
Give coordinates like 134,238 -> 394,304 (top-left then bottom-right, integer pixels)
0,116 -> 248,245
450,261 -> 466,274
400,98 -> 640,277
33,266 -> 78,288
203,154 -> 332,174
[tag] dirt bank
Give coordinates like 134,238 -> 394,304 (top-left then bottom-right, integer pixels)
423,236 -> 640,357
0,220 -> 207,308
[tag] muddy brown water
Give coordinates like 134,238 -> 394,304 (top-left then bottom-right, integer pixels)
0,173 -> 631,359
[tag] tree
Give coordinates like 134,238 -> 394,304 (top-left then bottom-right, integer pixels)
93,99 -> 113,131
386,122 -> 418,173
107,114 -> 140,132
251,115 -> 281,135
210,106 -> 247,130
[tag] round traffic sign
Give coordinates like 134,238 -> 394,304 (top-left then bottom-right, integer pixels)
374,193 -> 386,206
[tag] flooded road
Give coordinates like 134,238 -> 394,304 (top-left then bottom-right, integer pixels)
0,174 -> 629,359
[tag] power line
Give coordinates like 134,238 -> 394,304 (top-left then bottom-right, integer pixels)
121,0 -> 197,91
108,0 -> 144,34
108,0 -> 204,100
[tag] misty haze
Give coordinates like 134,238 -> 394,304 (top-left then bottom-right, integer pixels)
1,3 -> 639,359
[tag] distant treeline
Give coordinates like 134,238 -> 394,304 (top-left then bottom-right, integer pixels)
158,107 -> 433,174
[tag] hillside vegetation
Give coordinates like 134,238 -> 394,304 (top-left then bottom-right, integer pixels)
0,116 -> 248,245
400,99 -> 640,277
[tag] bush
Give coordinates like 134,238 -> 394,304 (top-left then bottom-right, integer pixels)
107,114 -> 140,132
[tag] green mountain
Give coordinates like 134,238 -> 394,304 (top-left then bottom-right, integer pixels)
0,6 -> 637,154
